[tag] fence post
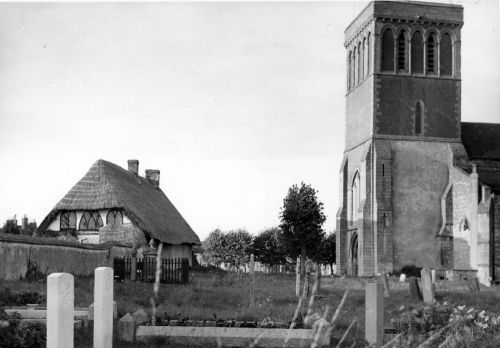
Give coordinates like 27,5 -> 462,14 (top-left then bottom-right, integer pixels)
94,267 -> 114,348
47,273 -> 74,348
131,248 -> 137,281
181,258 -> 189,283
250,254 -> 255,308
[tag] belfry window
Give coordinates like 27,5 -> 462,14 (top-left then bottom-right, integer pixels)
358,42 -> 363,83
348,51 -> 352,90
415,101 -> 423,135
427,34 -> 437,74
440,33 -> 453,76
60,211 -> 76,230
411,31 -> 424,74
397,31 -> 407,71
351,171 -> 361,223
381,28 -> 394,72
366,33 -> 371,76
79,211 -> 104,231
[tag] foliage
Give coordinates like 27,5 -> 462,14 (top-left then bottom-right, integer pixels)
400,265 -> 423,278
279,182 -> 326,259
313,232 -> 336,274
252,227 -> 287,267
0,288 -> 44,307
0,309 -> 46,348
203,228 -> 252,270
1,219 -> 21,234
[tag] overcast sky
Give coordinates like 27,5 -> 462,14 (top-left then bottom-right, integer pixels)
0,0 -> 499,240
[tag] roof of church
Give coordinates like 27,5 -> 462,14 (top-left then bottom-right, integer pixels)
37,159 -> 201,246
461,122 -> 500,161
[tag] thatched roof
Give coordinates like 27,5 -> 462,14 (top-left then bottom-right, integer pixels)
37,159 -> 201,246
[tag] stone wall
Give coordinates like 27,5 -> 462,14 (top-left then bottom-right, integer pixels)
0,233 -> 132,280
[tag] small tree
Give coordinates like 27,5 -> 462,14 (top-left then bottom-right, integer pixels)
280,182 -> 326,292
224,229 -> 252,273
204,228 -> 226,266
314,232 -> 336,275
252,227 -> 287,270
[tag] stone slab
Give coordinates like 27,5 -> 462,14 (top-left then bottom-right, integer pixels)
135,326 -> 313,347
4,309 -> 89,320
420,268 -> 435,305
408,276 -> 422,300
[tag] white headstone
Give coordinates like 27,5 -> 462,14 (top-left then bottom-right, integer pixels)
93,267 -> 114,348
365,280 -> 384,346
399,273 -> 406,282
431,269 -> 436,284
47,273 -> 74,348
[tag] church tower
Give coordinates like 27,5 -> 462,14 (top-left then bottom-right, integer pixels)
337,1 -> 463,276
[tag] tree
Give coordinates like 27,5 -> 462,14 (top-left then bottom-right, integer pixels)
252,227 -> 287,269
1,219 -> 20,235
203,228 -> 253,273
280,182 -> 326,290
313,232 -> 336,275
204,228 -> 226,266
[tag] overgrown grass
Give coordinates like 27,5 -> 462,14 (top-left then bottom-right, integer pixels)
3,271 -> 500,347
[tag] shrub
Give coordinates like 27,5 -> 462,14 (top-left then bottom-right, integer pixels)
0,309 -> 46,348
0,288 -> 44,307
400,265 -> 423,278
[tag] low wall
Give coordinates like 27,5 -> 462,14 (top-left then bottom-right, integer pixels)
0,233 -> 132,280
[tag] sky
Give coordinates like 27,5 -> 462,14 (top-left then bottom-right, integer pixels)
0,0 -> 499,241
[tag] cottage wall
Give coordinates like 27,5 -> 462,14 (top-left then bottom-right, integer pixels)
0,233 -> 132,280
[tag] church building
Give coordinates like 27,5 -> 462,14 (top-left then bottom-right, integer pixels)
336,1 -> 500,285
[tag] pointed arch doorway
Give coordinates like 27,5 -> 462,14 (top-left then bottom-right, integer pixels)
350,232 -> 359,276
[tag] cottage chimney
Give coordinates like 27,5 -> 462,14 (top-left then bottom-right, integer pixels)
145,169 -> 160,187
128,160 -> 139,175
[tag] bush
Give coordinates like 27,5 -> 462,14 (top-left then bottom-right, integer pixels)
400,265 -> 423,278
0,288 -> 44,307
0,309 -> 46,348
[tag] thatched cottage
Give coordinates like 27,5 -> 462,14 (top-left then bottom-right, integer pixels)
35,159 -> 201,264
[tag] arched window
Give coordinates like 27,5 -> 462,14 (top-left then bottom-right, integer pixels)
411,31 -> 424,74
60,211 -> 76,230
397,30 -> 407,71
351,171 -> 361,223
106,209 -> 123,226
381,28 -> 394,72
440,33 -> 453,76
415,101 -> 423,135
460,217 -> 470,232
358,42 -> 363,83
79,211 -> 104,231
347,51 -> 352,90
427,33 -> 437,74
366,34 -> 371,76
353,48 -> 357,86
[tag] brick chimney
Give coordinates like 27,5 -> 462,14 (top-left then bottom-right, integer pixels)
145,169 -> 160,187
128,160 -> 139,175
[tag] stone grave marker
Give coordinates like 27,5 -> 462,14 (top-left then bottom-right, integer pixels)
468,277 -> 480,292
47,273 -> 74,348
365,280 -> 384,346
408,276 -> 422,300
119,313 -> 136,342
399,274 -> 406,282
381,273 -> 390,298
132,307 -> 149,325
420,268 -> 435,305
94,267 -> 114,348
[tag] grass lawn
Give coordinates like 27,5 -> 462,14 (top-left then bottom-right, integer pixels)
3,269 -> 500,347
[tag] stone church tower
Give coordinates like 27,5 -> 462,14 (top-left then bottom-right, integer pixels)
336,1 -> 500,284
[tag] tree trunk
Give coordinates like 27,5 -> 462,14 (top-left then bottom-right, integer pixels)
300,246 -> 306,295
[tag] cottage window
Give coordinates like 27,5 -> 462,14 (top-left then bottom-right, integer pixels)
79,211 -> 104,231
106,209 -> 123,225
381,28 -> 394,72
60,211 -> 76,230
411,31 -> 424,74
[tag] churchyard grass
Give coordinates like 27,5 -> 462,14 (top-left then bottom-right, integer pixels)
3,271 -> 500,347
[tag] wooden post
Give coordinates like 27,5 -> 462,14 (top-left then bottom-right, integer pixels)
365,280 -> 384,346
131,247 -> 137,281
250,254 -> 255,307
296,257 -> 301,297
47,273 -> 74,348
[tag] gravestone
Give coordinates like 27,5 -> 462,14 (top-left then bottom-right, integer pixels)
408,276 -> 422,300
420,268 -> 435,305
47,273 -> 74,348
94,267 -> 114,348
365,280 -> 384,346
89,301 -> 117,320
118,313 -> 136,342
431,269 -> 436,284
382,274 -> 390,298
399,274 -> 406,282
468,277 -> 480,292
132,308 -> 149,325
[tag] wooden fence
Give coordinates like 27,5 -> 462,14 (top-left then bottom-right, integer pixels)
113,257 -> 189,284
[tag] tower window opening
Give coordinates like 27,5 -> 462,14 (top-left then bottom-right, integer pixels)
440,33 -> 453,76
381,28 -> 394,72
397,31 -> 406,71
411,31 -> 424,74
427,34 -> 436,74
415,101 -> 423,135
